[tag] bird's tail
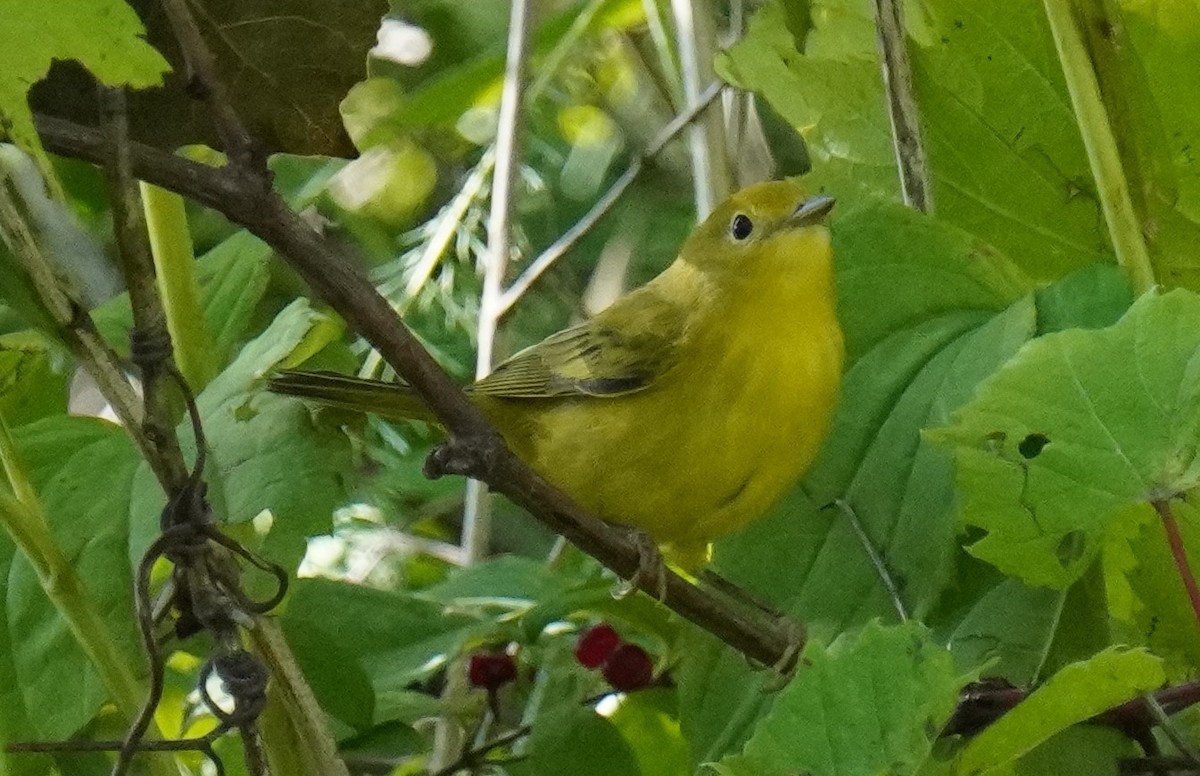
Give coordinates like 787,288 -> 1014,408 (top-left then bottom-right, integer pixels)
268,370 -> 437,422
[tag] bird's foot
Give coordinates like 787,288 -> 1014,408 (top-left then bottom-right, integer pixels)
612,529 -> 668,601
762,616 -> 805,692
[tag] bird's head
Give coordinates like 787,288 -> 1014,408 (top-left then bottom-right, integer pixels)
678,180 -> 835,287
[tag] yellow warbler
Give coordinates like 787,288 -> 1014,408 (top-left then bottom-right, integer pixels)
271,180 -> 844,571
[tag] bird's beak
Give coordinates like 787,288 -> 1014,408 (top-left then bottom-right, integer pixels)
787,195 -> 836,228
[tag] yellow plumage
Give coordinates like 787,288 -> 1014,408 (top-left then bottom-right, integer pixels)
271,180 -> 844,570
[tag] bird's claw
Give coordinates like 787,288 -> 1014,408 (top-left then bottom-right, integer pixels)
613,529 -> 668,601
762,617 -> 805,692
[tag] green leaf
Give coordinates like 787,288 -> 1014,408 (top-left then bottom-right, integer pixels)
1013,725 -> 1139,776
508,646 -> 639,776
0,338 -> 68,427
716,622 -> 968,776
723,0 -> 1114,280
281,578 -> 479,726
608,689 -> 691,776
1104,501 -> 1200,679
0,0 -> 168,181
1033,263 -> 1133,336
194,231 -> 273,366
124,298 -> 352,582
832,201 -> 1031,363
4,417 -> 142,740
932,289 -> 1200,587
953,647 -> 1163,775
946,578 -> 1066,686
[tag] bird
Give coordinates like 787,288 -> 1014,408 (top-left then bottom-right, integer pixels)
270,179 -> 844,577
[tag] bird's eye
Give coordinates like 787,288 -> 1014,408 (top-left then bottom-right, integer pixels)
730,214 -> 754,241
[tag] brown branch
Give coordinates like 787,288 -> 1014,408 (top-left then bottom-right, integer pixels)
98,86 -> 188,490
157,0 -> 262,171
33,113 -> 802,670
872,0 -> 932,212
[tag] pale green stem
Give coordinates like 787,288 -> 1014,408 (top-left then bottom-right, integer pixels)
1043,0 -> 1155,294
141,182 -> 218,389
0,417 -> 176,776
249,619 -> 350,776
669,0 -> 731,217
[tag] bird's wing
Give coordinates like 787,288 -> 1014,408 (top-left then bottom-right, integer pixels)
472,291 -> 685,399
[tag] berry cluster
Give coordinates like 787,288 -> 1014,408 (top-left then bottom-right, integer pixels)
574,624 -> 653,692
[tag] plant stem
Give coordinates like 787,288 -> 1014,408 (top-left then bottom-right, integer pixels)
249,620 -> 350,776
670,0 -> 729,217
1151,499 -> 1200,631
467,0 -> 536,566
0,176 -> 164,482
872,0 -> 932,212
141,182 -> 218,390
1042,0 -> 1155,293
0,419 -> 175,776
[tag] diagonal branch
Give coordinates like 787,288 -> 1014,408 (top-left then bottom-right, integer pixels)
34,111 -> 802,670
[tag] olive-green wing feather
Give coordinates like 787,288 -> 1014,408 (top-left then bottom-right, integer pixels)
474,287 -> 685,399
270,281 -> 687,411
268,370 -> 434,421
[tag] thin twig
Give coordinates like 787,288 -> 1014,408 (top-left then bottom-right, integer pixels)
430,725 -> 532,776
1141,691 -> 1200,768
98,86 -> 189,489
465,0 -> 536,566
669,0 -> 728,217
157,0 -> 261,171
872,0 -> 932,212
34,114 -> 804,670
830,499 -> 909,621
496,81 -> 723,315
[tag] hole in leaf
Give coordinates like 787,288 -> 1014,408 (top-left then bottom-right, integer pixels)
1018,433 -> 1050,459
1055,530 -> 1085,566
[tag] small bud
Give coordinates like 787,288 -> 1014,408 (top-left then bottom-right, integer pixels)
602,644 -> 653,692
468,652 -> 516,691
574,624 -> 621,669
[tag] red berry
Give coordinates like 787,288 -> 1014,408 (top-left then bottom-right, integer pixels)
468,652 -> 516,690
575,624 -> 621,669
602,644 -> 653,692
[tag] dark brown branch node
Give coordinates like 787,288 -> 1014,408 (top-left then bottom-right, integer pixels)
424,433 -> 509,479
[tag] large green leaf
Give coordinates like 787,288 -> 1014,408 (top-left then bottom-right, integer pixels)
0,0 -> 168,177
3,417 -> 143,740
721,0 -> 1113,280
715,622 -> 968,776
281,578 -> 479,728
127,298 -> 353,577
932,289 -> 1200,588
